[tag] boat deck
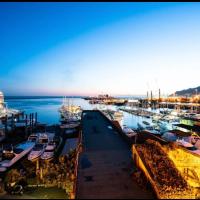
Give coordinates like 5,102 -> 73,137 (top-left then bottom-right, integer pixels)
76,110 -> 153,199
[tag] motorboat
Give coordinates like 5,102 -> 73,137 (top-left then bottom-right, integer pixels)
28,143 -> 45,161
122,125 -> 137,138
176,139 -> 194,148
137,122 -> 144,130
28,133 -> 38,143
0,121 -> 5,142
60,122 -> 80,129
0,142 -> 35,169
28,133 -> 49,161
37,133 -> 49,145
142,121 -> 150,126
40,141 -> 56,161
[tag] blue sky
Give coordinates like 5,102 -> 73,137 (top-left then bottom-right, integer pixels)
1,2 -> 200,96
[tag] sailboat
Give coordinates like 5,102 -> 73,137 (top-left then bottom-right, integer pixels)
59,97 -> 82,123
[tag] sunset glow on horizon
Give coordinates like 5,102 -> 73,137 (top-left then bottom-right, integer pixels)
1,3 -> 200,96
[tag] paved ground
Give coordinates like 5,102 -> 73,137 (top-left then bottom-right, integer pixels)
76,111 -> 153,199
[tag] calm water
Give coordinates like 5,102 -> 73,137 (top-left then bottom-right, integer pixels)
5,97 -> 93,125
5,97 -> 167,130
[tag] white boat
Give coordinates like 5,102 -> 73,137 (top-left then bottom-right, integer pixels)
28,133 -> 49,161
41,141 -> 56,161
113,111 -> 123,118
0,91 -> 21,119
59,97 -> 82,123
37,133 -> 49,145
60,122 -> 80,129
0,141 -> 35,168
28,133 -> 39,143
0,121 -> 5,142
176,139 -> 194,148
28,143 -> 45,161
122,125 -> 137,138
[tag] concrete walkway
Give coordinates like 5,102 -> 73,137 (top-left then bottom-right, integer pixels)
76,111 -> 153,199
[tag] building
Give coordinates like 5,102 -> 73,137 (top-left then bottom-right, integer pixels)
0,91 -> 5,110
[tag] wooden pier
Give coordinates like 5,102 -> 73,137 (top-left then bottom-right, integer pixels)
76,110 -> 153,199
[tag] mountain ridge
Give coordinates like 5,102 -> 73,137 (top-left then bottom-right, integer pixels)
173,86 -> 200,96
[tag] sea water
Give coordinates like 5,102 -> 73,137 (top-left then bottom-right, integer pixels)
5,97 -> 160,129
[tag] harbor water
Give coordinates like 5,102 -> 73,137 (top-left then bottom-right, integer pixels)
5,97 -> 173,131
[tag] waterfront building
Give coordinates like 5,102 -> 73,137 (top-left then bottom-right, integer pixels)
0,91 -> 5,110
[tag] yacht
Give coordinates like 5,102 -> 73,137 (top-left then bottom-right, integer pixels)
0,91 -> 21,119
59,97 -> 82,123
40,141 -> 56,161
0,141 -> 35,170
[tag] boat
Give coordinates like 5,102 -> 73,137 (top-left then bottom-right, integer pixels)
142,121 -> 150,126
0,141 -> 35,169
122,125 -> 137,138
28,133 -> 49,161
0,121 -> 5,142
0,91 -> 21,119
28,144 -> 46,161
37,133 -> 49,145
113,111 -> 123,118
137,122 -> 144,130
41,141 -> 56,161
145,125 -> 154,131
176,139 -> 194,148
59,97 -> 82,123
147,129 -> 161,135
28,133 -> 38,143
60,122 -> 80,130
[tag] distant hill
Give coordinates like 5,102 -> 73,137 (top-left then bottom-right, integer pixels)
172,86 -> 200,97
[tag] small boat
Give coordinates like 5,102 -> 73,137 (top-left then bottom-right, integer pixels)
142,121 -> 150,126
28,133 -> 39,143
146,125 -> 155,130
176,139 -> 194,148
0,122 -> 5,142
28,144 -> 45,161
28,133 -> 49,161
113,111 -> 123,118
60,123 -> 80,129
37,133 -> 49,145
137,122 -> 144,130
122,125 -> 137,138
41,141 -> 56,161
147,129 -> 161,135
0,142 -> 35,169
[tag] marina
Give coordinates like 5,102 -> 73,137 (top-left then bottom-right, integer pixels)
0,95 -> 200,199
2,2 -> 200,199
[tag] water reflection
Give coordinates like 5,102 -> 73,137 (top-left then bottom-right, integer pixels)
5,97 -> 173,132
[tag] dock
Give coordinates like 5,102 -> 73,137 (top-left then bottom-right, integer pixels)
76,110 -> 153,199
